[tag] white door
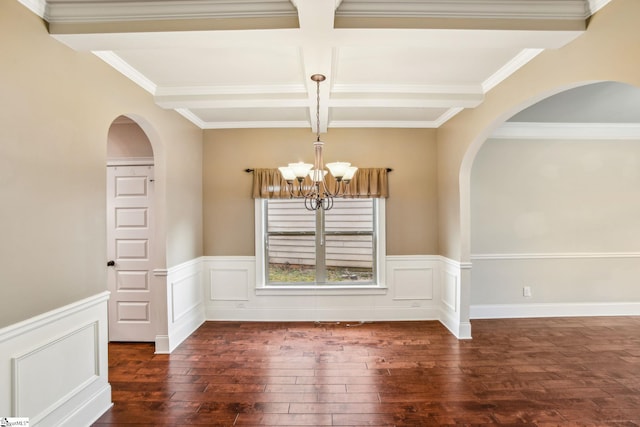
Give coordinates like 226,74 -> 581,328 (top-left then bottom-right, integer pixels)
106,165 -> 156,341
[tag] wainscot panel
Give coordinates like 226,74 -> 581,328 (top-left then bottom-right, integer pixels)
0,292 -> 111,426
160,258 -> 206,354
203,255 -> 458,326
439,258 -> 472,339
470,253 -> 640,319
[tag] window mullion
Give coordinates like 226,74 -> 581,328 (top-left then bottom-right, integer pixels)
316,208 -> 327,283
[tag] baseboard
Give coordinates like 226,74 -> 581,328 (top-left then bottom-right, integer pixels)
165,307 -> 205,354
154,335 -> 170,354
439,309 -> 472,339
57,383 -> 112,427
470,302 -> 640,319
205,306 -> 442,322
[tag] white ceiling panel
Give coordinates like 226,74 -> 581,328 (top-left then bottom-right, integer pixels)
29,0 -> 608,131
192,106 -> 309,124
330,106 -> 450,125
334,45 -> 524,85
114,45 -> 304,87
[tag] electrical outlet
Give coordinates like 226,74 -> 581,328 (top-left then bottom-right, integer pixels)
523,286 -> 532,297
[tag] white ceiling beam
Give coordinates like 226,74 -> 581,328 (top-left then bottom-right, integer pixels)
335,0 -> 590,20
52,25 -> 582,53
44,0 -> 297,23
157,92 -> 483,110
155,96 -> 309,109
294,0 -> 338,134
51,29 -> 301,51
331,28 -> 583,49
328,97 -> 482,109
40,0 -> 595,23
199,120 -> 311,129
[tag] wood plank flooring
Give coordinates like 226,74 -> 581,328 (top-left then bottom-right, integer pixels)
93,317 -> 640,426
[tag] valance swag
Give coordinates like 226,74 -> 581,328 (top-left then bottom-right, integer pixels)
251,167 -> 389,199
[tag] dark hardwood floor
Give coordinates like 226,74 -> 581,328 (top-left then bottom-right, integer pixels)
93,317 -> 640,426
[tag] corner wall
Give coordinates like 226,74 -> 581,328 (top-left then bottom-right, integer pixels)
469,132 -> 640,318
436,0 -> 640,327
1,0 -> 203,329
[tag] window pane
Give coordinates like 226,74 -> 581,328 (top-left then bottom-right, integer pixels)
267,199 -> 315,232
325,234 -> 373,283
267,234 -> 316,283
325,199 -> 373,232
264,198 -> 375,285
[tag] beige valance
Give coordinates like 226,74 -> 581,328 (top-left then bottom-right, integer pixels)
251,167 -> 389,199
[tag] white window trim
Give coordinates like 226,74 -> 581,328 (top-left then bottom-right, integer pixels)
254,198 -> 387,295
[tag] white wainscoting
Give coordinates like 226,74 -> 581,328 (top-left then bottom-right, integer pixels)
0,292 -> 111,426
439,258 -> 472,339
469,252 -> 640,319
158,258 -> 206,354
201,255 -> 467,337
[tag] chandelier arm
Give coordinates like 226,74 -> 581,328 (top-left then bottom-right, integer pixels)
286,180 -> 296,198
296,178 -> 307,198
278,73 -> 358,211
304,193 -> 323,211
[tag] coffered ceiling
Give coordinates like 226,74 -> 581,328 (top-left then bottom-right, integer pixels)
21,0 -> 610,131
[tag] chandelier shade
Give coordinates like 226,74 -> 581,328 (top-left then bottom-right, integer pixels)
278,74 -> 357,211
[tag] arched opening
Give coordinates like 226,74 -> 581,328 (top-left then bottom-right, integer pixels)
107,115 -> 154,163
106,115 -> 158,342
466,81 -> 640,318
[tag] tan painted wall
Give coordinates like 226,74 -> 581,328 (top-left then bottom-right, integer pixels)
107,119 -> 154,159
0,0 -> 203,327
203,128 -> 438,256
437,0 -> 640,261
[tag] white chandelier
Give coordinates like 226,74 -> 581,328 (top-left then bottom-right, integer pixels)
278,74 -> 357,211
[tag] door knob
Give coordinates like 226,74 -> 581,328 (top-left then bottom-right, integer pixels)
107,260 -> 115,267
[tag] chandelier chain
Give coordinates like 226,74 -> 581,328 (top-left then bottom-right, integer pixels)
316,76 -> 321,140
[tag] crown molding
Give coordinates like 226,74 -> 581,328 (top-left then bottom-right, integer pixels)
17,0 -> 46,17
491,122 -> 640,140
92,51 -> 157,94
587,0 -> 611,14
335,0 -> 590,20
433,107 -> 465,127
482,48 -> 543,93
44,0 -> 297,23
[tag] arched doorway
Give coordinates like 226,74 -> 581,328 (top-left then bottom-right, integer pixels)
106,115 -> 157,341
467,81 -> 640,319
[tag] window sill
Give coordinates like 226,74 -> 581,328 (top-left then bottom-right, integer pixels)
255,285 -> 388,296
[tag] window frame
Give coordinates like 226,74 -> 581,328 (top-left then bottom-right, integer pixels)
255,198 -> 387,295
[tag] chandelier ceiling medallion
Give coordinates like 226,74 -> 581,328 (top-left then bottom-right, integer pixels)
278,74 -> 357,211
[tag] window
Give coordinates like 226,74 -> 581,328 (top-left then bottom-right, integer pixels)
256,198 -> 385,287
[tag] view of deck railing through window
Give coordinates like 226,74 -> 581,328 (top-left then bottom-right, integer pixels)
265,198 -> 375,285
